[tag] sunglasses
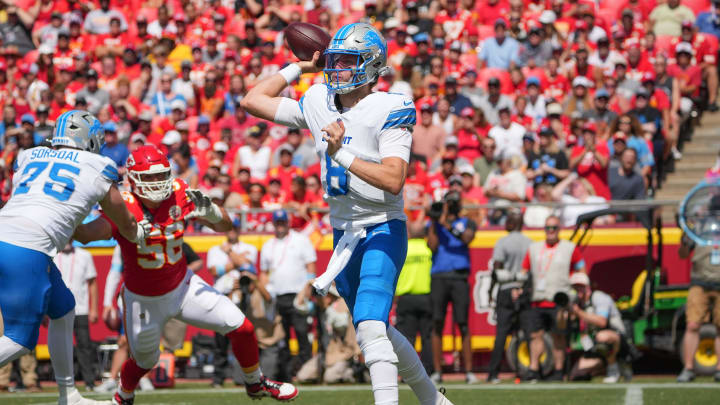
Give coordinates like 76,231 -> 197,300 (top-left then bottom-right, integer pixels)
545,225 -> 559,232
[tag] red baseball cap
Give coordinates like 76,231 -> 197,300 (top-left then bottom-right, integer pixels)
575,20 -> 589,31
641,71 -> 655,83
582,121 -> 597,133
460,107 -> 475,118
612,131 -> 627,142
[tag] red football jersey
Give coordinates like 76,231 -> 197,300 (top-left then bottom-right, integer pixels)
104,179 -> 196,296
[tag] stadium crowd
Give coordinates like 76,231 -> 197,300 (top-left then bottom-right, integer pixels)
1,0 -> 720,391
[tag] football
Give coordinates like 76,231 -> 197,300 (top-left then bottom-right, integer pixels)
284,22 -> 331,68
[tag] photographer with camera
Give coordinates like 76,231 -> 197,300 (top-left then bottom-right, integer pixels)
567,272 -> 632,383
206,224 -> 260,386
213,258 -> 285,381
427,190 -> 478,384
487,210 -> 532,383
260,210 -> 317,379
520,215 -> 586,382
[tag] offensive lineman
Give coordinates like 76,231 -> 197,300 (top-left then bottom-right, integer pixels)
241,22 -> 453,405
0,110 -> 147,405
73,145 -> 297,405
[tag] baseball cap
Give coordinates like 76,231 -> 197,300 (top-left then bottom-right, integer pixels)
682,20 -> 694,30
523,132 -> 536,143
208,188 -> 224,201
170,99 -> 187,112
37,104 -> 49,114
575,20 -> 589,30
175,120 -> 189,131
21,114 -> 35,124
38,43 -> 54,55
433,38 -> 445,49
675,42 -> 694,55
213,141 -> 229,153
444,135 -> 458,146
622,8 -> 633,18
198,115 -> 211,125
539,10 -> 556,24
546,103 -> 563,115
460,107 -> 474,118
86,68 -> 98,78
208,159 -> 223,169
449,40 -> 462,52
278,144 -> 294,155
594,88 -> 610,99
570,272 -> 590,287
248,125 -> 263,137
526,76 -> 541,87
582,122 -> 597,133
130,133 -> 147,144
420,103 -> 433,112
539,126 -> 555,137
181,60 -> 192,70
460,165 -> 475,176
103,121 -> 117,132
612,131 -> 627,143
488,77 -> 501,87
138,110 -> 153,122
445,76 -> 458,86
494,18 -> 507,28
572,76 -> 593,88
636,87 -> 650,98
641,71 -> 656,83
162,130 -> 181,145
448,174 -> 463,185
272,209 -> 289,223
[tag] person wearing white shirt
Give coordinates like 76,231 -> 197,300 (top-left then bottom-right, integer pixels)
488,107 -> 526,159
260,210 -> 317,378
53,243 -> 98,390
233,127 -> 271,180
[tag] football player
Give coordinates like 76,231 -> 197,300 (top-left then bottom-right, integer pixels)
241,22 -> 453,405
74,145 -> 297,405
0,110 -> 147,405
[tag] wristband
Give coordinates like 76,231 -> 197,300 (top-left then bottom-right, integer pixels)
332,148 -> 356,170
279,63 -> 302,85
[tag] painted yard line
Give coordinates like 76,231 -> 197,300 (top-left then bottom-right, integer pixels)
8,382 -> 720,399
624,386 -> 643,405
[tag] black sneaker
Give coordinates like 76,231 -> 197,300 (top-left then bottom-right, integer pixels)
546,369 -> 564,382
523,369 -> 540,383
112,392 -> 134,405
709,103 -> 719,112
713,370 -> 720,383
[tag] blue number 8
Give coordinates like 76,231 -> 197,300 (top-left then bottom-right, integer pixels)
14,162 -> 79,202
324,153 -> 349,196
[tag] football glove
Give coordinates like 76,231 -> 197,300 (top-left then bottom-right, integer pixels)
185,189 -> 223,223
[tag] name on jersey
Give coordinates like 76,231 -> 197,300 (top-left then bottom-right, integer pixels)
30,148 -> 80,164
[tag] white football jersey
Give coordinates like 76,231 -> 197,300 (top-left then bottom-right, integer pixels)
299,84 -> 414,229
0,147 -> 119,256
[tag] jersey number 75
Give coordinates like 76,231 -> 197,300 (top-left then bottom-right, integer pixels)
14,161 -> 79,202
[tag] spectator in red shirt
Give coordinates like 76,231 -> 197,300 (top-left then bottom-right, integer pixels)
427,153 -> 456,202
458,165 -> 487,226
242,183 -> 274,233
668,42 -> 703,110
569,122 -> 611,199
284,176 -> 319,232
678,21 -> 719,110
49,83 -> 71,121
267,145 -> 304,195
263,177 -> 286,211
456,107 -> 482,163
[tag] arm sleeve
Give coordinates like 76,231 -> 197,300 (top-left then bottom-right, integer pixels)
182,242 -> 201,266
492,240 -> 507,263
103,246 -> 123,307
274,97 -> 309,129
379,127 -> 413,162
591,293 -> 613,319
299,235 -> 317,264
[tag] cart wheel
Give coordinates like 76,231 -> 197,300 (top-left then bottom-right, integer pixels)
694,324 -> 718,376
507,333 -> 555,377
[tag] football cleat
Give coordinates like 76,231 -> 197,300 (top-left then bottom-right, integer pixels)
111,392 -> 134,405
246,376 -> 298,401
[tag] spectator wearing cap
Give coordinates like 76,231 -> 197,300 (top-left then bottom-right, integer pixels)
284,176 -> 321,233
20,114 -> 43,146
457,165 -> 487,225
519,26 -> 553,68
34,11 -> 64,49
413,103 -> 448,165
198,69 -> 224,120
145,45 -> 177,105
630,87 -> 665,182
524,77 -> 547,123
272,128 -> 318,171
267,145 -> 304,195
427,151 -> 457,202
563,76 -> 593,117
589,36 -> 624,77
49,83 -> 72,122
410,33 -> 433,76
543,58 -> 570,103
260,209 -> 317,377
640,71 -> 674,153
432,98 -> 455,136
171,143 -> 199,189
128,133 -> 147,152
34,105 -> 53,140
477,77 -> 513,126
233,124 -> 271,180
488,107 -> 525,159
609,148 -> 646,201
0,6 -> 36,55
484,149 -> 527,225
83,0 -> 128,34
223,75 -> 246,116
151,72 -> 186,117
608,114 -> 654,179
428,136 -> 471,174
100,122 -> 130,173
677,20 -> 719,111
552,172 -> 611,227
479,18 -> 521,70
456,108 -> 482,162
649,0 -> 695,37
583,88 -> 618,136
173,61 -> 197,109
75,69 -> 109,116
669,42 -> 703,113
569,122 -> 611,200
526,127 -> 569,187
473,137 -> 499,187
240,183 -> 274,233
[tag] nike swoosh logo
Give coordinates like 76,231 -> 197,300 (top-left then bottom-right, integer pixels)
403,101 -> 413,106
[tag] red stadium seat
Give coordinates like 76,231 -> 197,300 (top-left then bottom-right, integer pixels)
655,35 -> 676,55
477,68 -> 512,94
684,0 -> 711,16
477,25 -> 495,41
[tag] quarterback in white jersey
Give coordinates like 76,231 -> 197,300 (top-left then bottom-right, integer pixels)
242,22 -> 453,405
0,110 -> 145,405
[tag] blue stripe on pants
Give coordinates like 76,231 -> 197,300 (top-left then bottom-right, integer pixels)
332,220 -> 408,327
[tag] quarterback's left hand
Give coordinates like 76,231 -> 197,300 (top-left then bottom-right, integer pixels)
186,189 -> 223,223
322,118 -> 345,157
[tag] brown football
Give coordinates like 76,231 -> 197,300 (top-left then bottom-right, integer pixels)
284,22 -> 331,68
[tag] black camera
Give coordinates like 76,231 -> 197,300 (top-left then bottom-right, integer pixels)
553,290 -> 578,307
239,275 -> 252,288
428,201 -> 444,221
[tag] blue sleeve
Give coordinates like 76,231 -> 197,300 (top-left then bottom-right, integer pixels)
479,41 -> 488,61
101,163 -> 119,182
382,106 -> 416,130
510,40 -> 522,65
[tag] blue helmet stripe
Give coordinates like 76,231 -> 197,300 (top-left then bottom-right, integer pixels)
56,111 -> 67,139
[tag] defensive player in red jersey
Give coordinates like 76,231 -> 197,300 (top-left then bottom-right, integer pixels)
74,146 -> 297,404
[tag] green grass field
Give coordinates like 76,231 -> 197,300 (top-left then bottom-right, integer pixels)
3,379 -> 720,405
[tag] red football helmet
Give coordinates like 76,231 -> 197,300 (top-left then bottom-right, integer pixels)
126,145 -> 173,202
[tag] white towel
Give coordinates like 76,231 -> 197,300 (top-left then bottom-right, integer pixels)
312,227 -> 366,296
